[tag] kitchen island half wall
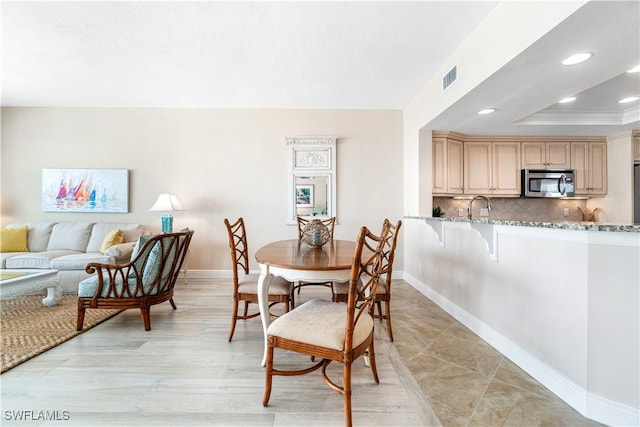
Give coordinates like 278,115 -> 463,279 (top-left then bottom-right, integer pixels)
403,216 -> 639,427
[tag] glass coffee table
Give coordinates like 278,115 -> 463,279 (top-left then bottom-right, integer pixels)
0,269 -> 62,307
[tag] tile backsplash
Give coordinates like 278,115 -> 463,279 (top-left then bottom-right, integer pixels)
433,197 -> 589,222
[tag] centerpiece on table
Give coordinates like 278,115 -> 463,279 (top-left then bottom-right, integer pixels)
301,219 -> 331,247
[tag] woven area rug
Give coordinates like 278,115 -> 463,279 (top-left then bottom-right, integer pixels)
1,295 -> 121,373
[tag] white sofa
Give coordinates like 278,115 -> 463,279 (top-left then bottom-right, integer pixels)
1,222 -> 146,293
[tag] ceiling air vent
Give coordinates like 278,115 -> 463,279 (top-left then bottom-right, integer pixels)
442,65 -> 457,91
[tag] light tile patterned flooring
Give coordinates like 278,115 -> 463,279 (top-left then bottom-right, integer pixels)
0,279 -> 601,426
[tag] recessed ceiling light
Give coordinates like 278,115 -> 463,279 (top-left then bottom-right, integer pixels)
558,97 -> 576,104
562,52 -> 592,65
478,108 -> 495,115
628,65 -> 640,73
619,96 -> 639,104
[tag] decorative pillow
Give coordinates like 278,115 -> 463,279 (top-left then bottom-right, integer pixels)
142,243 -> 163,286
100,229 -> 124,253
0,226 -> 29,252
130,234 -> 158,278
131,234 -> 152,261
104,242 -> 135,258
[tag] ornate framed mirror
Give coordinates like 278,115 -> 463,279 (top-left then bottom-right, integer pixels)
286,136 -> 337,225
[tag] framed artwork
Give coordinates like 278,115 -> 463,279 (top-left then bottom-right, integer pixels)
295,184 -> 314,207
42,168 -> 129,213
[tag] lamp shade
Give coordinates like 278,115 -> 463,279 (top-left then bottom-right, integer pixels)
149,193 -> 184,212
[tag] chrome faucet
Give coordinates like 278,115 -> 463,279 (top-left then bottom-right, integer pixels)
468,195 -> 492,219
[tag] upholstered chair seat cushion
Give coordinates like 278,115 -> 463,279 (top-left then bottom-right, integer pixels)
267,298 -> 374,351
238,274 -> 292,296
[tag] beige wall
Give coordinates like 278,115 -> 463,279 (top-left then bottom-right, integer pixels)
0,107 -> 404,273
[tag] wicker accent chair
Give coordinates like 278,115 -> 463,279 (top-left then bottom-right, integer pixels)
77,230 -> 194,331
224,217 -> 293,341
263,223 -> 390,427
332,219 -> 402,341
292,216 -> 336,305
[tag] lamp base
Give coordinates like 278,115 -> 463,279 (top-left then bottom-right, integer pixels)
161,213 -> 174,233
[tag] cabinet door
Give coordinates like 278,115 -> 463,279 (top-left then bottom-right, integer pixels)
464,142 -> 492,194
571,142 -> 589,194
492,142 -> 521,195
546,142 -> 571,168
571,141 -> 607,195
588,142 -> 607,195
521,143 -> 545,169
447,139 -> 464,194
635,135 -> 640,163
432,137 -> 447,194
432,137 -> 463,195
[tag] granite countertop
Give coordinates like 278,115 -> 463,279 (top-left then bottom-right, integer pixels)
406,216 -> 640,233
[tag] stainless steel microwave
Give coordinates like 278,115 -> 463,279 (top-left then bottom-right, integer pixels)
521,169 -> 575,198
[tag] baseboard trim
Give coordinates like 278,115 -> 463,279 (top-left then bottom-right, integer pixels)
403,271 -> 640,427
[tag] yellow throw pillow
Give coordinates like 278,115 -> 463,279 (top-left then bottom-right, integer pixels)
100,229 -> 124,253
0,226 -> 29,252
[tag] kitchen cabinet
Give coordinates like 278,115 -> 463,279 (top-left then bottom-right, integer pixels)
571,141 -> 607,195
432,133 -> 463,195
635,134 -> 640,164
464,142 -> 521,195
521,141 -> 571,169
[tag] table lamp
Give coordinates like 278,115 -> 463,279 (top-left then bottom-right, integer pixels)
149,193 -> 184,233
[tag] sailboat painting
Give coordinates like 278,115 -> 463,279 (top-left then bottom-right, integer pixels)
42,169 -> 129,213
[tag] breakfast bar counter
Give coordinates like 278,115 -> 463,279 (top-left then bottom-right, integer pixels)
402,216 -> 639,426
412,215 -> 640,233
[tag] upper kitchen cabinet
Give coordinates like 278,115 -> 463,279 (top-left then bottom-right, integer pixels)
432,132 -> 463,195
571,140 -> 607,196
635,133 -> 640,164
464,141 -> 521,196
521,141 -> 571,169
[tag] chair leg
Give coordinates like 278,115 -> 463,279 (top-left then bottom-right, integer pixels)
262,342 -> 275,406
76,305 -> 86,331
367,337 -> 380,385
140,306 -> 152,331
243,301 -> 249,317
385,301 -> 393,342
343,362 -> 353,427
228,299 -> 239,341
169,298 -> 177,310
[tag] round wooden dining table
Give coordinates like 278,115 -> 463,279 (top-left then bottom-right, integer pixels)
255,239 -> 356,366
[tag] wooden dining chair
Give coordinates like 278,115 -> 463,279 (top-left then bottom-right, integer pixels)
332,219 -> 402,341
224,217 -> 293,341
263,222 -> 390,427
292,216 -> 336,304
